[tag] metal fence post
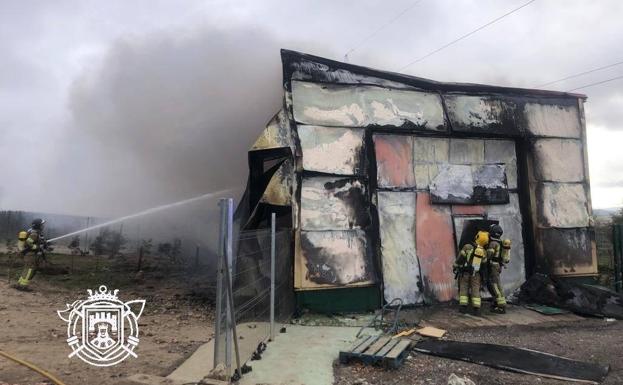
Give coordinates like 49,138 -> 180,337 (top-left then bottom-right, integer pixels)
270,212 -> 276,341
213,200 -> 227,369
614,224 -> 623,293
225,198 -> 234,377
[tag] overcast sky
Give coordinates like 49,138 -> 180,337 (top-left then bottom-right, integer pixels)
1,0 -> 622,217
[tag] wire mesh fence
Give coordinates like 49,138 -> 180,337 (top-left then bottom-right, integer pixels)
213,200 -> 294,379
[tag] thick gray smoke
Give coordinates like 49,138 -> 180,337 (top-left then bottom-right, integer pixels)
56,26 -> 285,217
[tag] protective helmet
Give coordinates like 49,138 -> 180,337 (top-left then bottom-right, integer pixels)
474,230 -> 490,247
489,224 -> 503,238
31,218 -> 46,230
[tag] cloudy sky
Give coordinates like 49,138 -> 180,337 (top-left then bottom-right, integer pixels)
1,0 -> 622,217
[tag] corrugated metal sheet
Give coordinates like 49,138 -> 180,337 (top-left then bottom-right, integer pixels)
533,139 -> 584,182
298,125 -> 365,175
291,81 -> 445,130
300,176 -> 369,230
296,229 -> 375,288
377,191 -> 422,304
524,103 -> 581,138
374,134 -> 416,189
251,109 -> 292,151
260,159 -> 292,206
538,183 -> 589,228
416,193 -> 456,302
430,164 -> 509,204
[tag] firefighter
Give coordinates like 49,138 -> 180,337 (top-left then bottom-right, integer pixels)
454,230 -> 489,316
13,218 -> 47,291
485,224 -> 511,314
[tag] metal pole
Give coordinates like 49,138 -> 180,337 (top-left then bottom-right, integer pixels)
270,212 -> 276,341
223,237 -> 242,380
225,198 -> 234,377
213,200 -> 226,369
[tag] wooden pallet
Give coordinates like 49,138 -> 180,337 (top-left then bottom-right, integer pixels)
339,335 -> 412,368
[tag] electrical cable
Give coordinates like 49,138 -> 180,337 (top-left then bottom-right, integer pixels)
0,350 -> 68,385
344,0 -> 425,60
398,0 -> 537,71
567,74 -> 623,92
535,59 -> 623,88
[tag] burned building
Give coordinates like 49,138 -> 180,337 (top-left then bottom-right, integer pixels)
238,49 -> 596,312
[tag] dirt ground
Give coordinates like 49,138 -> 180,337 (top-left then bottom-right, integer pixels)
0,254 -> 215,385
334,318 -> 623,385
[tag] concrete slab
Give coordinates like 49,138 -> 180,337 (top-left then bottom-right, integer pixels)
167,321 -> 272,384
239,325 -> 373,385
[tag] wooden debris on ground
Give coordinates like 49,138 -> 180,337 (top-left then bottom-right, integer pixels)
340,335 -> 412,368
416,326 -> 446,338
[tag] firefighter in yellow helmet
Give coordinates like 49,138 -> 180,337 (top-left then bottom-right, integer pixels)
13,218 -> 48,291
454,230 -> 489,316
485,224 -> 512,314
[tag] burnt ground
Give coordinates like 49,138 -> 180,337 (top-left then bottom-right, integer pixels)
0,252 -> 216,385
334,319 -> 623,385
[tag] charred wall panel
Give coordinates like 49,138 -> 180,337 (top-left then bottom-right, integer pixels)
251,109 -> 293,151
377,191 -> 422,304
484,193 -> 526,293
484,139 -> 517,189
260,159 -> 293,206
538,183 -> 589,228
430,164 -> 509,204
533,139 -> 584,182
298,125 -> 365,175
413,137 -> 449,190
291,81 -> 445,130
374,134 -> 416,189
416,193 -> 456,302
300,176 -> 369,230
295,229 -> 376,288
538,228 -> 593,275
524,102 -> 582,138
444,95 -> 522,136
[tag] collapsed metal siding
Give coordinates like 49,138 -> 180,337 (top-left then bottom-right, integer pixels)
244,50 -> 596,304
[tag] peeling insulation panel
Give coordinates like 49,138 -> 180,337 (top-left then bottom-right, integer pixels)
260,159 -> 292,205
298,125 -> 365,175
300,176 -> 369,230
296,230 -> 375,288
377,191 -> 422,304
374,134 -> 416,189
538,183 -> 589,228
416,193 -> 456,302
524,103 -> 581,138
533,139 -> 584,182
291,81 -> 445,130
430,164 -> 509,204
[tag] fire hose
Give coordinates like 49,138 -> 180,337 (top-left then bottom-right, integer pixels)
0,350 -> 68,385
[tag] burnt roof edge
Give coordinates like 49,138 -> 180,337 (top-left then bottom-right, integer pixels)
281,49 -> 587,100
